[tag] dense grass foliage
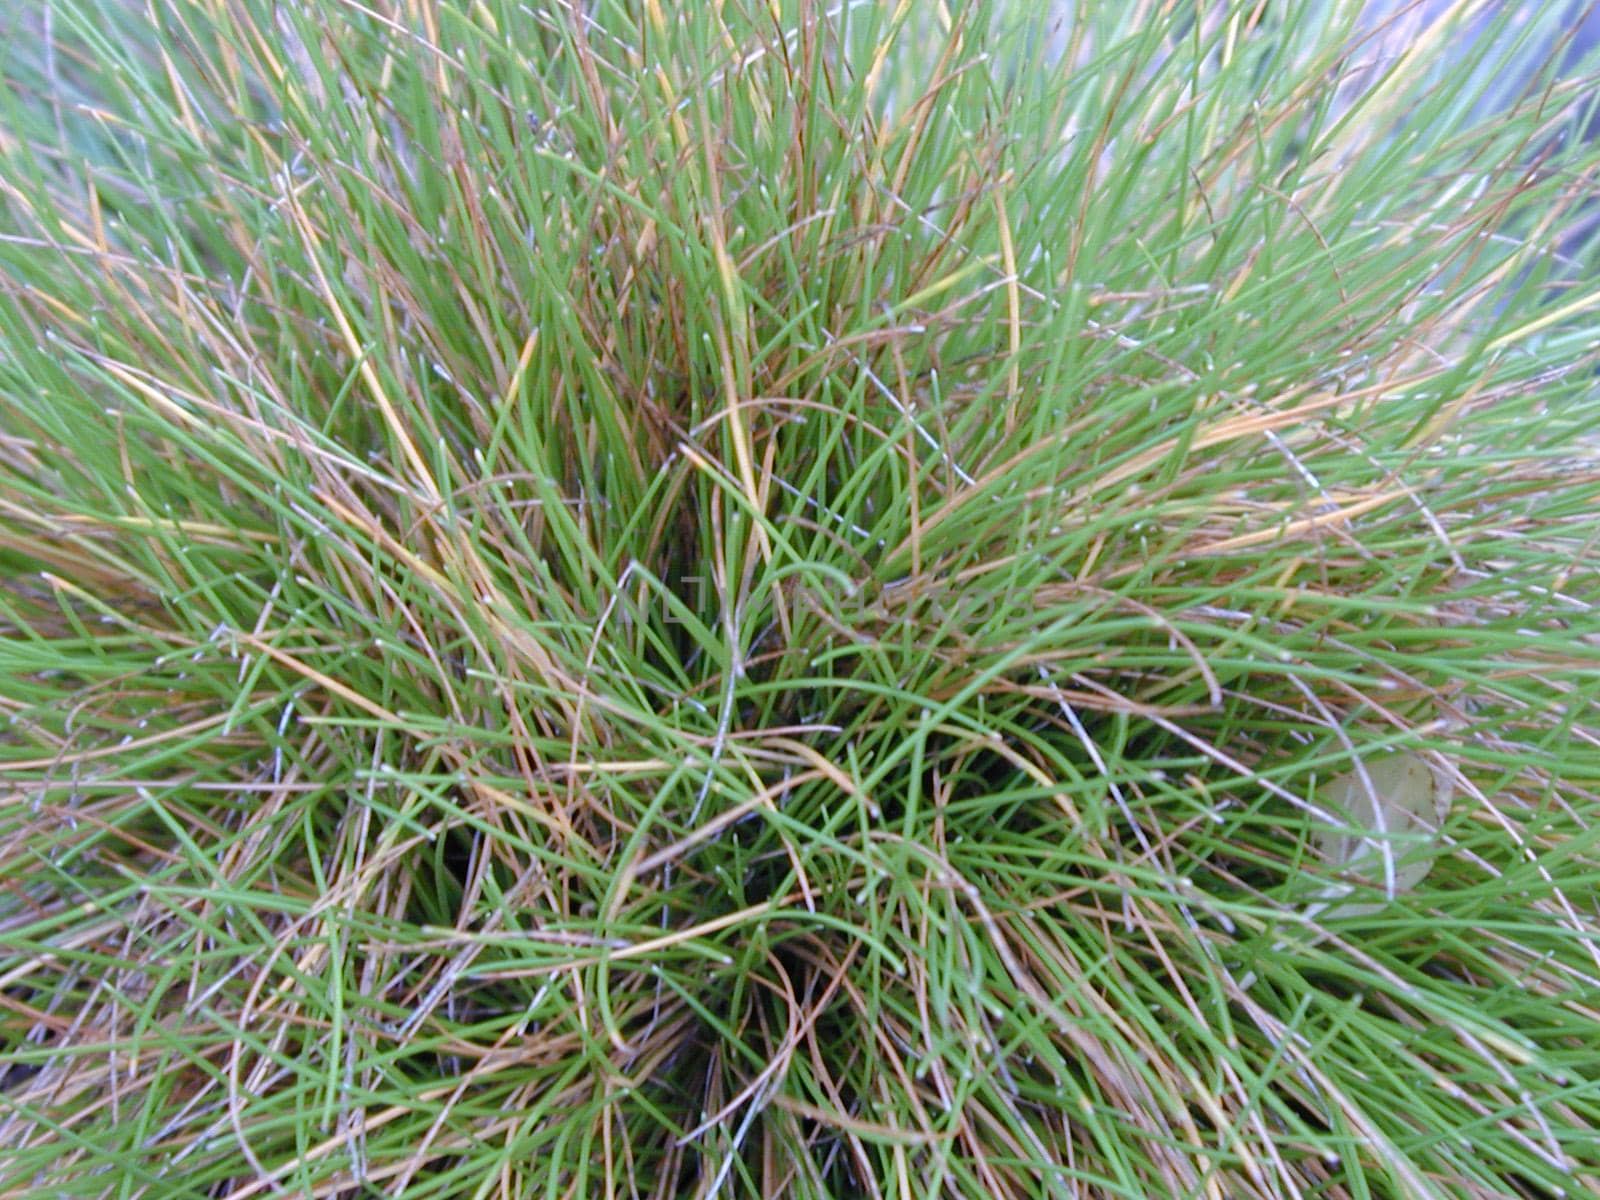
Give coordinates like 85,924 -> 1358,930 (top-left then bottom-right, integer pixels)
3,2 -> 1600,1196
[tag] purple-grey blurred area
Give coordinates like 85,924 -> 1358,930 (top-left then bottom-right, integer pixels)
1356,0 -> 1600,126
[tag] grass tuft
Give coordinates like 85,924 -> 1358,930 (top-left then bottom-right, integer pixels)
3,2 -> 1600,1197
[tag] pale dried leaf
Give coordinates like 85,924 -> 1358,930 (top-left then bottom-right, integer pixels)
1311,750 -> 1451,919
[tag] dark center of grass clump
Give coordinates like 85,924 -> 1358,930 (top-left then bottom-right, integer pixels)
3,2 -> 1600,1198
